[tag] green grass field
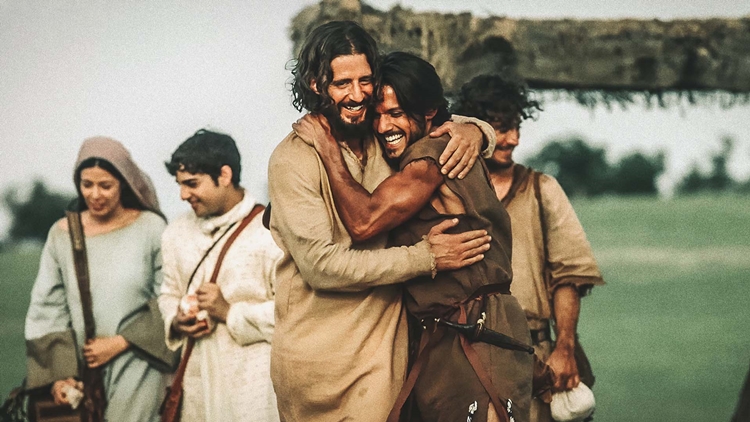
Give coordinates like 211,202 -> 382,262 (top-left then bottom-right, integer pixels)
2,194 -> 749,420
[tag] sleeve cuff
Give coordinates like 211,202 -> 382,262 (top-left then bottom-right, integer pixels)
163,311 -> 185,351
25,330 -> 79,389
411,238 -> 436,277
225,301 -> 275,346
550,276 -> 605,298
450,114 -> 496,158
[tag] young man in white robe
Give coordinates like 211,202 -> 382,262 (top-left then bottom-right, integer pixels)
158,129 -> 282,422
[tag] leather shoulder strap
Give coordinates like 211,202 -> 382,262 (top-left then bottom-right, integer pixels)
533,171 -> 549,261
207,204 -> 264,284
162,204 -> 266,422
66,211 -> 97,341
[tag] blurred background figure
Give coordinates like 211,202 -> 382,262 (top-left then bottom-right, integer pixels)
24,137 -> 175,422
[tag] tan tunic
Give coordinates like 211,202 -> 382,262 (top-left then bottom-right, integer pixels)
267,125 -> 433,422
502,165 -> 604,329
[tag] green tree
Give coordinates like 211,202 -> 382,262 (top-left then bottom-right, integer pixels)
677,165 -> 706,194
4,180 -> 75,242
526,137 -> 611,197
707,137 -> 734,191
677,136 -> 736,195
609,151 -> 665,195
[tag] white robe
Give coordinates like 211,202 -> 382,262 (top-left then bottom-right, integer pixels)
158,194 -> 282,422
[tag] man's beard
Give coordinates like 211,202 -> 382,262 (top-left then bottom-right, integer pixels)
321,100 -> 373,141
485,157 -> 514,172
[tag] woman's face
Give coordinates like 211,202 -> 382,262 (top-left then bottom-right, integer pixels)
79,166 -> 123,219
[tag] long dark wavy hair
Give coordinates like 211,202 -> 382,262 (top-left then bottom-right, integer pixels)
290,20 -> 379,113
378,52 -> 452,130
74,158 -> 143,211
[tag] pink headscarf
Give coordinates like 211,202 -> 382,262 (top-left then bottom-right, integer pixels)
74,136 -> 164,219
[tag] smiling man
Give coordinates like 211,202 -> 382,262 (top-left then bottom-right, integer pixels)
306,51 -> 534,422
268,21 -> 499,422
158,129 -> 282,421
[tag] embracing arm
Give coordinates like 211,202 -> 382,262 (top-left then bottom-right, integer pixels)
314,132 -> 442,241
432,114 -> 497,179
268,136 -> 432,292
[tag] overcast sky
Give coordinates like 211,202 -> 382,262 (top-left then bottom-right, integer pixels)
1,0 -> 749,236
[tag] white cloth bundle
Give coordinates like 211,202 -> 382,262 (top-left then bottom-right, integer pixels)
61,384 -> 84,409
550,383 -> 595,421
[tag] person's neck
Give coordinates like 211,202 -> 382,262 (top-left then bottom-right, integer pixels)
82,206 -> 139,235
216,187 -> 245,217
344,135 -> 367,163
489,163 -> 516,200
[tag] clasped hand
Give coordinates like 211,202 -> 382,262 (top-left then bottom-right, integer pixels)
172,284 -> 230,339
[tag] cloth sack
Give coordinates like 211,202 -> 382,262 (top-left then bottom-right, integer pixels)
550,382 -> 595,422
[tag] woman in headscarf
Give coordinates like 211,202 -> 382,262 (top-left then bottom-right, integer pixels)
24,137 -> 177,422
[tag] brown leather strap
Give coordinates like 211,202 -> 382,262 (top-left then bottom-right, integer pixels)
458,306 -> 511,422
161,204 -> 264,422
66,211 -> 97,342
66,211 -> 106,422
532,171 -> 550,263
208,204 -> 264,284
386,323 -> 443,422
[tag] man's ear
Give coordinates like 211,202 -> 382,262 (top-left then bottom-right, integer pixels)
425,109 -> 438,126
218,165 -> 233,187
310,79 -> 319,94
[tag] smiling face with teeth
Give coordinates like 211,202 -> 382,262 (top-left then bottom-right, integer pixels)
374,85 -> 436,161
311,53 -> 374,140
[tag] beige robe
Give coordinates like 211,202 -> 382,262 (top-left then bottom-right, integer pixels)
268,129 -> 431,422
503,167 -> 604,327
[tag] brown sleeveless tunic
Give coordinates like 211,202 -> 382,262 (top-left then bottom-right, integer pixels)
389,135 -> 534,422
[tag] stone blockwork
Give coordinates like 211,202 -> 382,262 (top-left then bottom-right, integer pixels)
290,0 -> 750,95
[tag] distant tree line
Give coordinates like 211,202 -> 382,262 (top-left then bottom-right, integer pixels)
525,135 -> 750,198
525,136 -> 666,197
3,180 -> 74,244
675,137 -> 750,195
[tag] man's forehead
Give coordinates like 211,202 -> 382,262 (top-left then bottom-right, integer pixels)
175,167 -> 208,182
376,85 -> 401,111
330,53 -> 372,79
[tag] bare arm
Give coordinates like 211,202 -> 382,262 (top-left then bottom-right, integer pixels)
548,285 -> 581,391
268,128 -> 490,292
320,128 -> 441,241
301,114 -> 443,242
